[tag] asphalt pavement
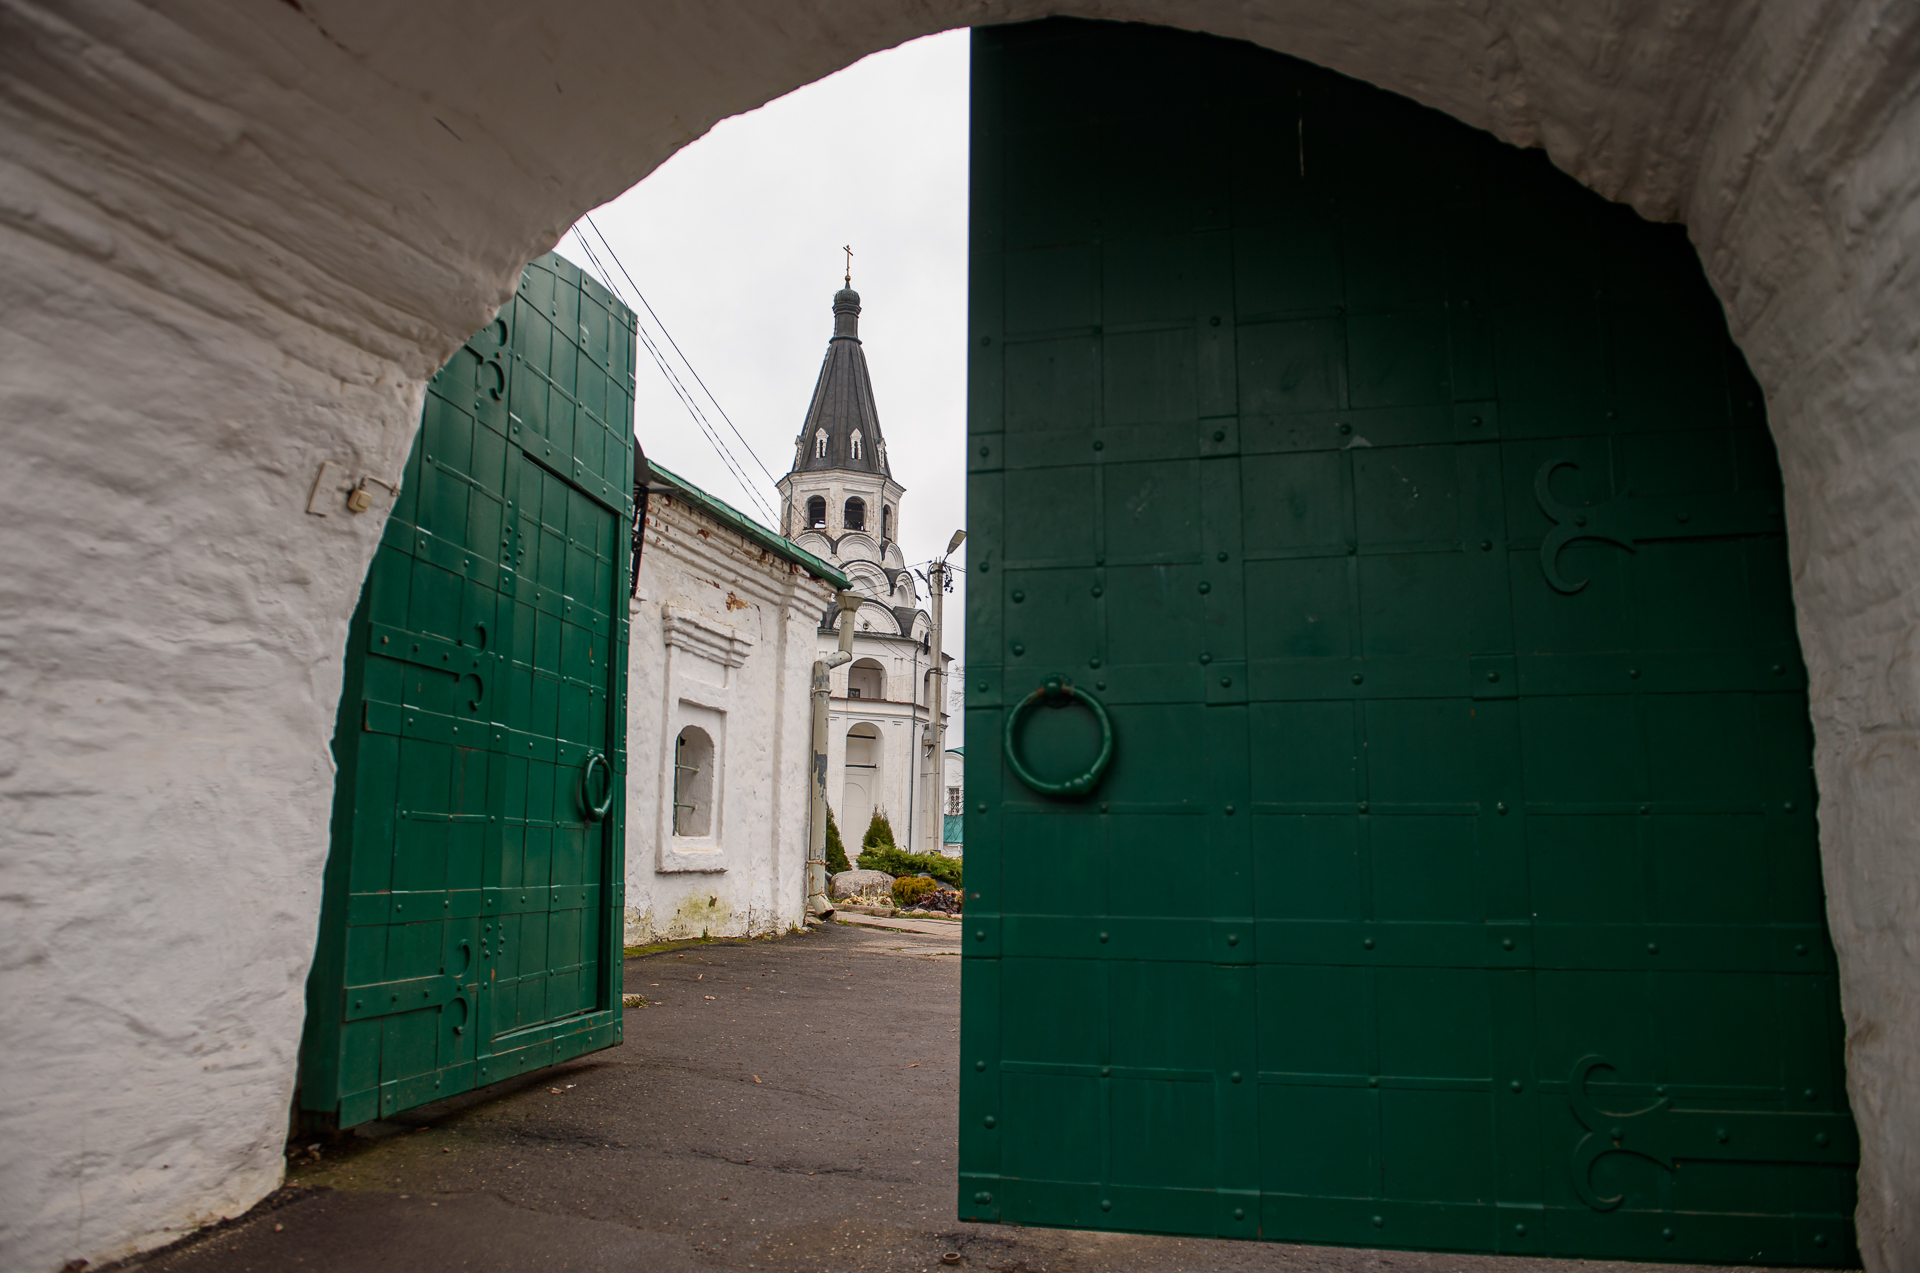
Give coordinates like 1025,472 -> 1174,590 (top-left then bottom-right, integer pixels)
129,922 -> 1782,1273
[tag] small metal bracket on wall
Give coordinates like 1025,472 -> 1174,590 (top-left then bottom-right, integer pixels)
308,463 -> 398,516
349,474 -> 398,515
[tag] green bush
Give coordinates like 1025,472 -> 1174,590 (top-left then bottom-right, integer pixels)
862,810 -> 897,850
824,803 -> 850,874
893,876 -> 939,908
856,843 -> 962,889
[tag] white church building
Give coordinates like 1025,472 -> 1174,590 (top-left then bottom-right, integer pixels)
777,285 -> 952,855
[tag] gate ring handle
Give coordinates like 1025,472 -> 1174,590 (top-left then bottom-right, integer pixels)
1004,675 -> 1113,798
579,751 -> 615,822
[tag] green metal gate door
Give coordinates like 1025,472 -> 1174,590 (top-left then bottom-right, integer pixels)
301,252 -> 634,1128
960,20 -> 1857,1265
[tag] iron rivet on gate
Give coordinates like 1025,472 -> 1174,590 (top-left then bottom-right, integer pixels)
1815,1234 -> 1829,1247
1198,581 -> 1210,594
1773,663 -> 1785,675
1093,440 -> 1104,451
1514,1224 -> 1527,1236
1011,590 -> 1024,603
1502,938 -> 1515,950
1795,943 -> 1808,955
1234,1208 -> 1245,1220
1224,805 -> 1235,816
1496,802 -> 1508,814
1647,942 -> 1660,954
1487,671 -> 1499,682
1200,653 -> 1212,664
1480,540 -> 1493,551
1213,429 -> 1226,441
1091,586 -> 1103,598
1011,644 -> 1024,656
1363,938 -> 1375,950
1784,801 -> 1796,812
1471,416 -> 1483,427
1099,931 -> 1109,943
974,930 -> 986,942
1805,1088 -> 1817,1100
1358,802 -> 1369,814
1511,1080 -> 1523,1092
983,1116 -> 996,1128
1226,933 -> 1239,946
1230,1071 -> 1242,1082
1221,677 -> 1232,687
1338,423 -> 1351,435
1372,1216 -> 1384,1228
1662,1228 -> 1674,1241
975,1061 -> 985,1072
1368,1077 -> 1378,1087
1101,1200 -> 1112,1212
1210,316 -> 1221,327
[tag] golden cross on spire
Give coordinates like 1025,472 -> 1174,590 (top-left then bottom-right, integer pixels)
842,244 -> 853,286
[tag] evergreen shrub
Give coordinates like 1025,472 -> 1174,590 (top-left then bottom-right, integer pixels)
862,810 -> 896,850
893,876 -> 939,908
824,804 -> 850,874
856,843 -> 962,889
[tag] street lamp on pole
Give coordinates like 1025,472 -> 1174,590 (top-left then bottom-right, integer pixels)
924,530 -> 965,855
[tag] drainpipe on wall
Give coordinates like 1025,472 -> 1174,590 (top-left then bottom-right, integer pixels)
808,590 -> 864,921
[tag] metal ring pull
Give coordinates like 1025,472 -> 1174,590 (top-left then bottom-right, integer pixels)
1004,675 -> 1114,797
579,750 -> 615,821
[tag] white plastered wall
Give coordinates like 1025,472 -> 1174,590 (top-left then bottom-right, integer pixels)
0,1 -> 1915,1269
623,493 -> 836,945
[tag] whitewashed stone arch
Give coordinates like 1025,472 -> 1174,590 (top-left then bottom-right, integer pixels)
3,4 -> 1916,1269
835,531 -> 884,565
791,530 -> 834,558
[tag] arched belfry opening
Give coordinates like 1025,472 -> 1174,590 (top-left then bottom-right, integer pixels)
806,495 -> 826,529
843,497 -> 865,532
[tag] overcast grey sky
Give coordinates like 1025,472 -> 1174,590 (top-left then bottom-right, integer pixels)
561,30 -> 970,699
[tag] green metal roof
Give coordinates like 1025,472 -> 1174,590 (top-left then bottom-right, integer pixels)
643,458 -> 851,590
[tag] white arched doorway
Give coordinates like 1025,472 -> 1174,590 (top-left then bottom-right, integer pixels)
841,722 -> 884,844
4,5 -> 1916,1269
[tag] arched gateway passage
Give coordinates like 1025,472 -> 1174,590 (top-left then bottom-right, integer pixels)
3,5 -> 1915,1272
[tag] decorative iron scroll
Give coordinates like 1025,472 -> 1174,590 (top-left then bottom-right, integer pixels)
1535,459 -> 1635,593
1567,1054 -> 1857,1211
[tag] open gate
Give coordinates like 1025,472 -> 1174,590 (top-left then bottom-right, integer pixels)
300,252 -> 634,1128
960,20 -> 1857,1265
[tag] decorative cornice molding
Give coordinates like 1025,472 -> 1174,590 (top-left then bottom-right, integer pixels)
663,606 -> 752,668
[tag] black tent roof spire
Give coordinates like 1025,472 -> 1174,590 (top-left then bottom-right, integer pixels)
790,277 -> 891,477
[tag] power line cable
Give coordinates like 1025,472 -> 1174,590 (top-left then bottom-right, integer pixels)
566,226 -> 782,526
565,227 -> 775,525
560,229 -> 764,518
584,215 -> 782,488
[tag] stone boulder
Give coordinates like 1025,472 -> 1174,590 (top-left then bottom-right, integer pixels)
829,869 -> 894,900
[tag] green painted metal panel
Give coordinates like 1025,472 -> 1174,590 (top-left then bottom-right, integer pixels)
301,252 -> 634,1128
961,20 -> 1856,1266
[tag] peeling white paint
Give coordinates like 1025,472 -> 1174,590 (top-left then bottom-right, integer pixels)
0,2 -> 1915,1268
